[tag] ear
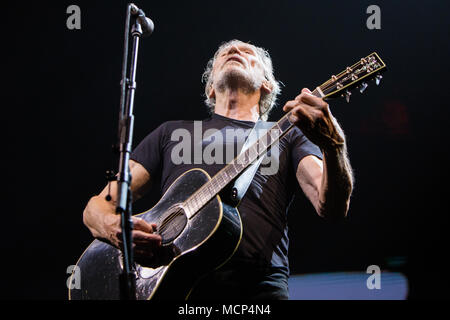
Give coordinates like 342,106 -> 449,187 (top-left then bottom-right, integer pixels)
261,79 -> 273,95
208,85 -> 216,99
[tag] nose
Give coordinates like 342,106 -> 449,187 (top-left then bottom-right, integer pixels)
227,45 -> 242,55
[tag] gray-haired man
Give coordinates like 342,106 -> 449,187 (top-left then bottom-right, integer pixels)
82,40 -> 353,299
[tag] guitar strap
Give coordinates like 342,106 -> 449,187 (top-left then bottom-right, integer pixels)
230,120 -> 274,206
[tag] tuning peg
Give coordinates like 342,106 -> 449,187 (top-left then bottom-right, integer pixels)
359,82 -> 368,93
345,90 -> 351,103
375,74 -> 383,86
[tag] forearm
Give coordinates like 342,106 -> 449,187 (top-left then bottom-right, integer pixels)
83,195 -> 118,240
285,89 -> 354,220
318,138 -> 354,220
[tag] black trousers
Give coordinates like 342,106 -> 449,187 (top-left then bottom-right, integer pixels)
187,261 -> 289,300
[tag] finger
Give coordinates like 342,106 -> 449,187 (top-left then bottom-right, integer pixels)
132,230 -> 161,241
295,88 -> 313,100
116,229 -> 161,243
291,105 -> 309,119
132,230 -> 162,246
299,92 -> 327,108
287,103 -> 314,124
132,217 -> 154,233
283,100 -> 299,112
290,106 -> 314,129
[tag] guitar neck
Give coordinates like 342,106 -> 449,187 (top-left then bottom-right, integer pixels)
183,88 -> 323,218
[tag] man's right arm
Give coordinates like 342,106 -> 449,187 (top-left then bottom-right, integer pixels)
83,159 -> 162,256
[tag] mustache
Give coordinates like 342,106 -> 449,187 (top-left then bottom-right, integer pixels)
224,55 -> 246,67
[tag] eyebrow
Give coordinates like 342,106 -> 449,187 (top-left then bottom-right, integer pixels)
220,43 -> 256,55
238,44 -> 255,52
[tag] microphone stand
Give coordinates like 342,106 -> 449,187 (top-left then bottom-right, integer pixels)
114,3 -> 152,300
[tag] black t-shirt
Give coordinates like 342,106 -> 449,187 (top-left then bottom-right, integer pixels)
130,113 -> 322,276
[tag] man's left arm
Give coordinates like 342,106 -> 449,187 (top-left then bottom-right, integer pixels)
284,88 -> 354,221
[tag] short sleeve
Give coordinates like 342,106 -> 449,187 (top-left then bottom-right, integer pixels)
290,127 -> 323,171
130,123 -> 166,179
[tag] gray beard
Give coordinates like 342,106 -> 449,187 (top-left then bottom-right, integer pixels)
214,68 -> 262,95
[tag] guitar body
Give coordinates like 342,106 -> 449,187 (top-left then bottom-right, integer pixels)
69,168 -> 242,300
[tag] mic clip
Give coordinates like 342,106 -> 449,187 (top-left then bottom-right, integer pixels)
105,170 -> 117,202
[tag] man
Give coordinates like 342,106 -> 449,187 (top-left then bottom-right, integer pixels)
83,39 -> 353,300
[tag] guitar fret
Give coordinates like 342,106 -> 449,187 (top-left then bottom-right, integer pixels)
259,136 -> 267,152
265,132 -> 272,146
250,144 -> 259,161
185,201 -> 193,217
217,172 -> 225,187
210,179 -> 219,194
233,162 -> 243,173
268,130 -> 277,146
208,182 -> 216,194
227,165 -> 237,177
202,190 -> 209,204
241,149 -> 250,166
311,87 -> 321,98
191,194 -> 199,211
278,115 -> 293,132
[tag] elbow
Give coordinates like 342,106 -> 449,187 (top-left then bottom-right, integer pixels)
82,207 -> 91,231
82,196 -> 102,238
317,198 -> 350,223
316,180 -> 353,222
82,197 -> 93,228
82,205 -> 95,237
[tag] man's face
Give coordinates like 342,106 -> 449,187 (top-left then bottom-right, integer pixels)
209,41 -> 267,95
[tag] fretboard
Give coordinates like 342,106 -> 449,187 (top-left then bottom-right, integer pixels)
183,87 -> 323,218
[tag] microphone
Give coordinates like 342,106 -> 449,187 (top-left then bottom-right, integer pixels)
129,3 -> 154,36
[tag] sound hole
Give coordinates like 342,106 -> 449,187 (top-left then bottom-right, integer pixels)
157,205 -> 188,245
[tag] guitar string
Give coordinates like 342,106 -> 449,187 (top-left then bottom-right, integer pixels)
320,62 -> 382,94
320,65 -> 366,92
320,60 -> 379,90
320,70 -> 380,95
158,209 -> 184,233
158,211 -> 181,230
318,62 -> 365,90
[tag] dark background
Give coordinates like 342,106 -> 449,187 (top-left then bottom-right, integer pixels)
2,0 -> 449,299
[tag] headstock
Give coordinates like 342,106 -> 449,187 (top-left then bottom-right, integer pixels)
317,52 -> 386,102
